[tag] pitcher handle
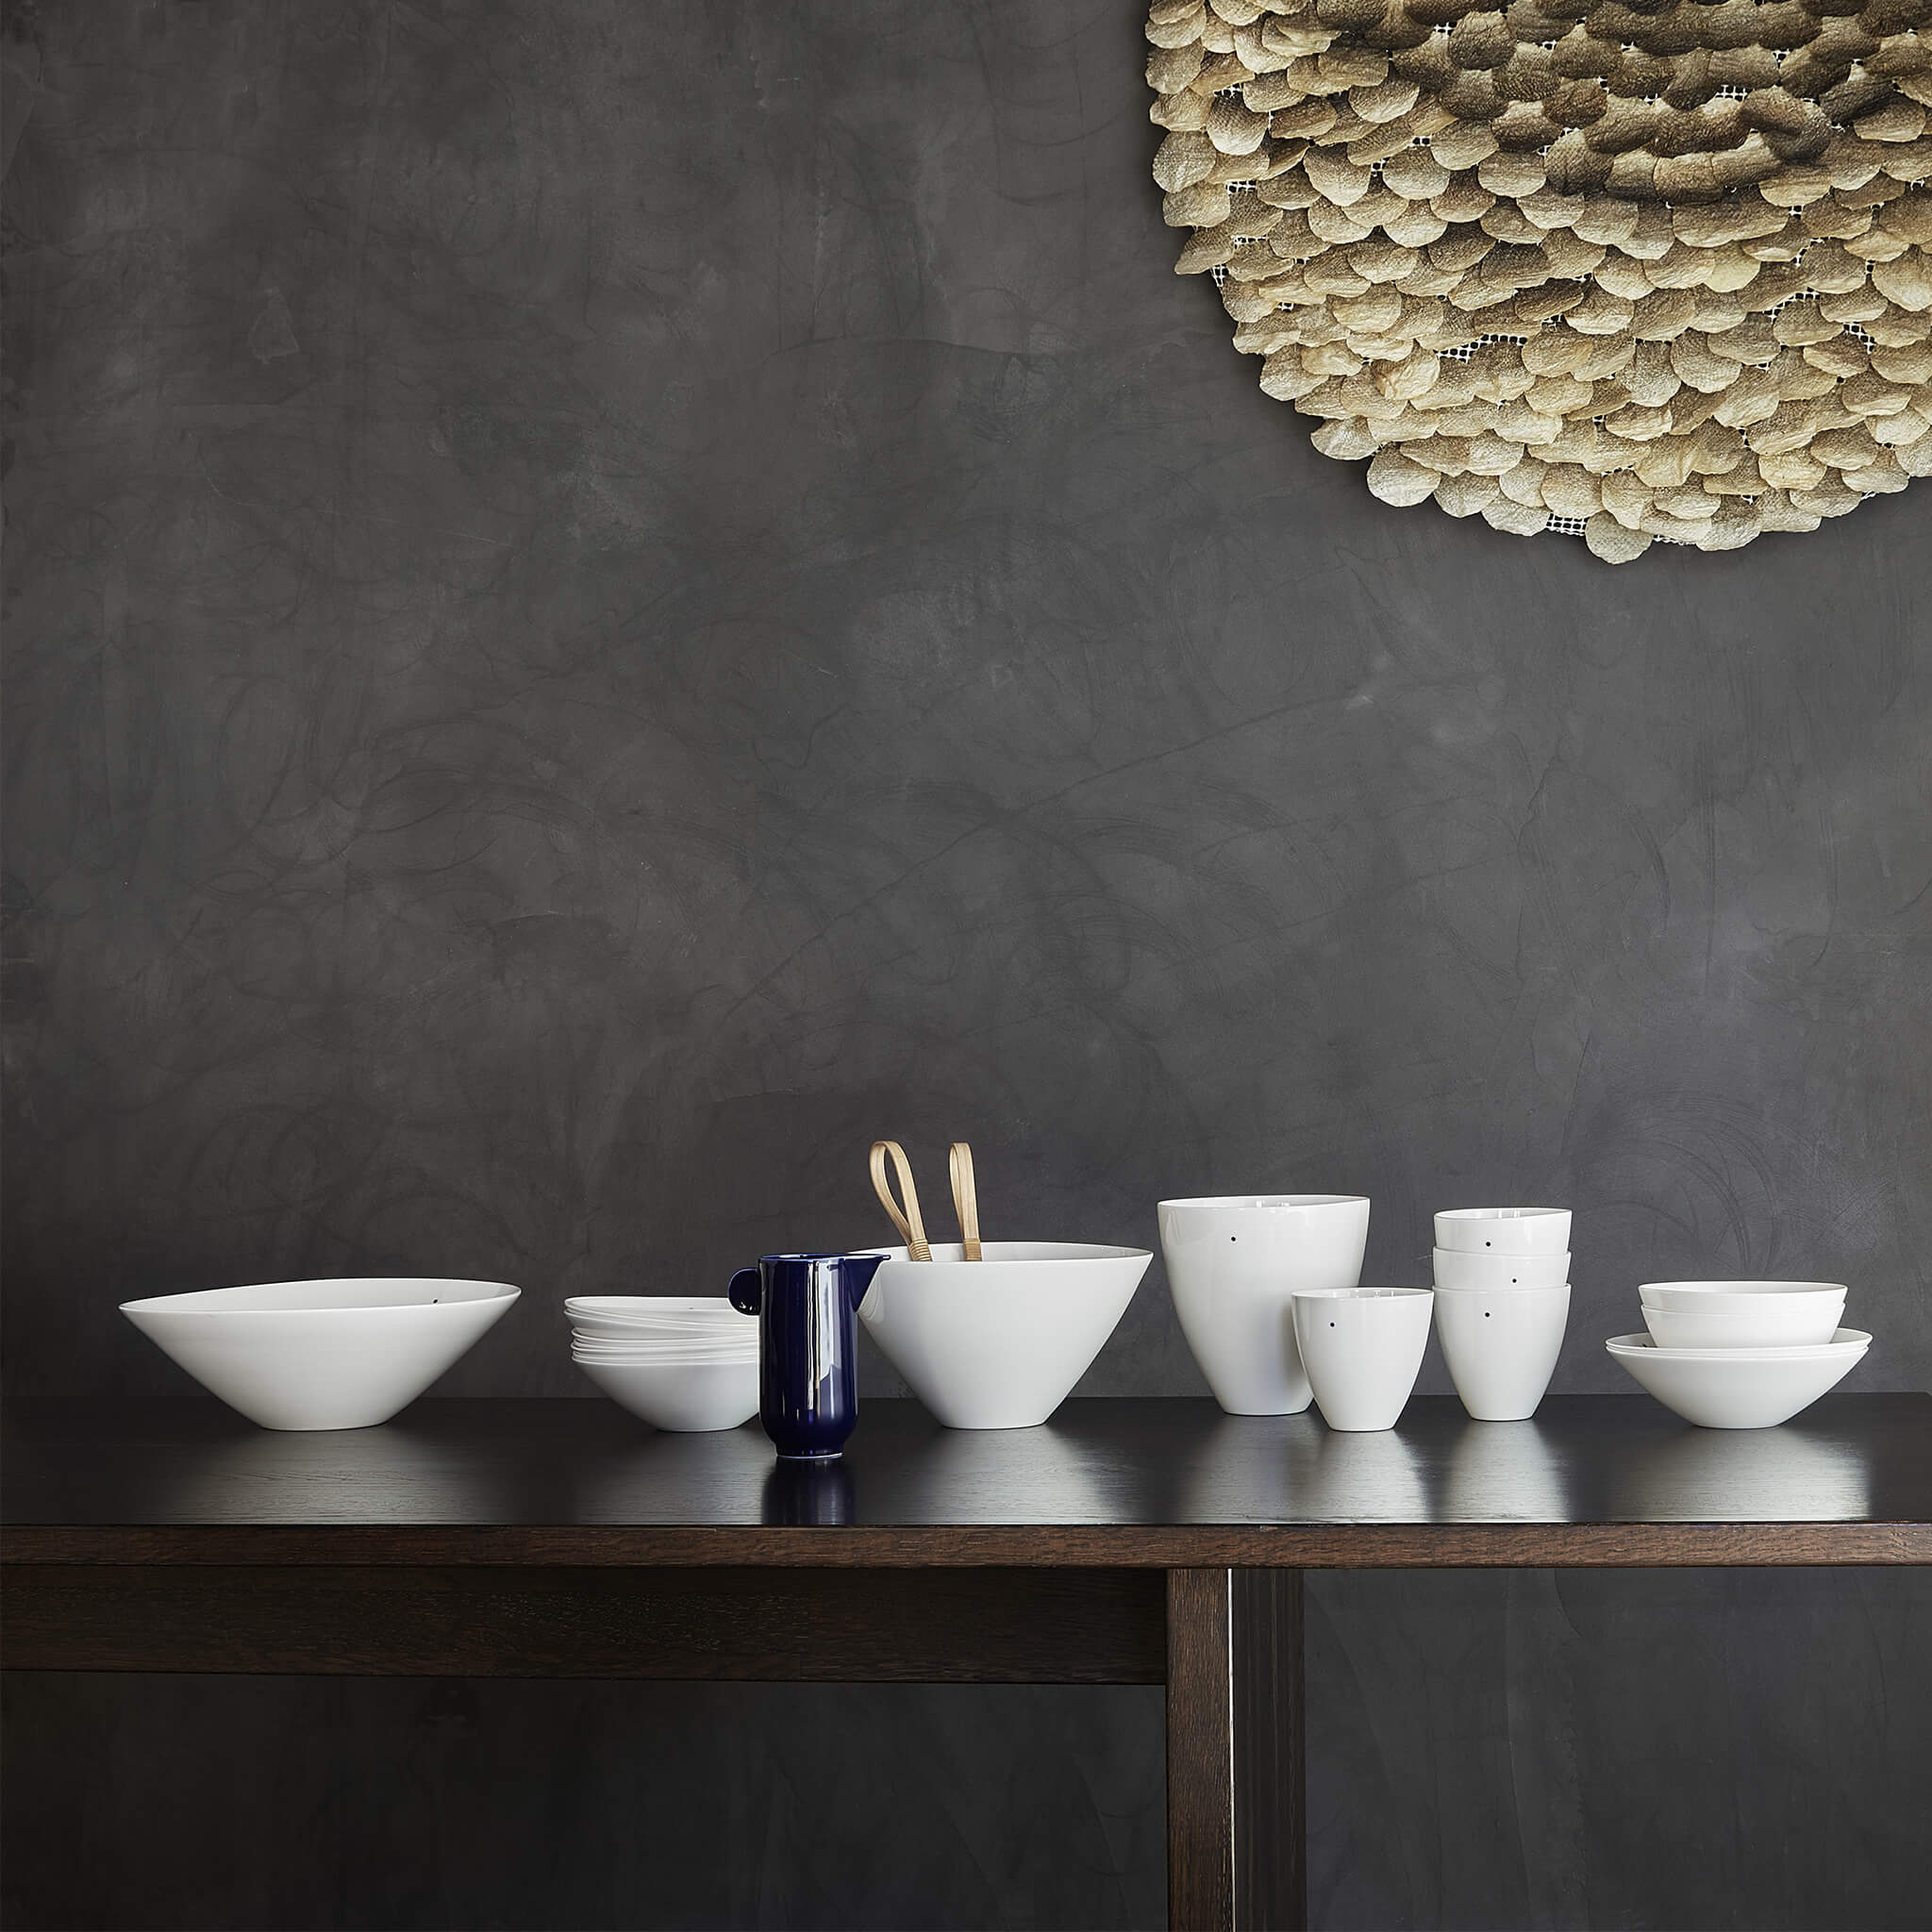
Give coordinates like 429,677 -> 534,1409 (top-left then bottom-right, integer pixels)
728,1267 -> 762,1315
869,1140 -> 932,1261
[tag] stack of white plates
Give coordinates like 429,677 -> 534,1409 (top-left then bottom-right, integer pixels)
1607,1282 -> 1870,1428
566,1296 -> 759,1432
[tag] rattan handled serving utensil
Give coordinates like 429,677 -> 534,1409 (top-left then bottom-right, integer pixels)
948,1141 -> 982,1261
869,1140 -> 983,1261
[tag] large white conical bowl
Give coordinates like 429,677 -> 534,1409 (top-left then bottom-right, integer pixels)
858,1242 -> 1149,1429
121,1277 -> 520,1430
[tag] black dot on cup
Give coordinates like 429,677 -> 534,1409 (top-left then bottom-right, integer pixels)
1329,1320 -> 1336,1327
1484,1310 -> 1491,1318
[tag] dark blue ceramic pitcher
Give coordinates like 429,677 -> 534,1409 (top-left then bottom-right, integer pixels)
728,1253 -> 882,1459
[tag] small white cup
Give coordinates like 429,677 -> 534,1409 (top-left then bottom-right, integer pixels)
1291,1288 -> 1434,1432
1433,1282 -> 1571,1422
1432,1247 -> 1571,1291
1434,1208 -> 1572,1255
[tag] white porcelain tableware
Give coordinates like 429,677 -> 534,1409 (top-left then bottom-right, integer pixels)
1431,1247 -> 1571,1291
1434,1208 -> 1572,1255
120,1278 -> 520,1431
1291,1287 -> 1434,1432
568,1315 -> 756,1341
1639,1280 -> 1844,1321
858,1241 -> 1150,1429
574,1353 -> 760,1431
564,1329 -> 753,1344
1604,1329 -> 1870,1428
1433,1282 -> 1571,1421
569,1338 -> 757,1362
565,1297 -> 755,1338
566,1295 -> 746,1320
1641,1299 -> 1845,1351
1158,1195 -> 1370,1415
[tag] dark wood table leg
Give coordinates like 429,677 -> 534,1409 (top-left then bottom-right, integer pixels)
1166,1568 -> 1306,1932
1233,1568 -> 1305,1930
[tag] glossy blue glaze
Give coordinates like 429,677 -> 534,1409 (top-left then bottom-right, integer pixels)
728,1253 -> 882,1459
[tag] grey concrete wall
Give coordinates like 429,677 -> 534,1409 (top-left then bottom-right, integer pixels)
3,2 -> 1928,1926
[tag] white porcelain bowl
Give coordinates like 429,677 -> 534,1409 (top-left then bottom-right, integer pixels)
1291,1287 -> 1434,1432
575,1353 -> 759,1431
1434,1282 -> 1571,1422
1434,1208 -> 1572,1255
1640,1280 -> 1845,1318
570,1338 -> 757,1362
565,1297 -> 756,1340
1158,1195 -> 1370,1415
566,1295 -> 750,1324
1641,1299 -> 1845,1351
1431,1247 -> 1571,1291
120,1278 -> 520,1431
1604,1330 -> 1870,1428
857,1241 -> 1150,1429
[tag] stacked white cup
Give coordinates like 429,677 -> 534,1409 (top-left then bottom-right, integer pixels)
1431,1208 -> 1573,1422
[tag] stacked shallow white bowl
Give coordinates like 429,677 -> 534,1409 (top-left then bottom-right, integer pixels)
1431,1208 -> 1573,1422
1607,1282 -> 1870,1428
567,1296 -> 759,1432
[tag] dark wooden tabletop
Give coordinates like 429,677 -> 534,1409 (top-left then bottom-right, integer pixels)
6,1395 -> 1928,1567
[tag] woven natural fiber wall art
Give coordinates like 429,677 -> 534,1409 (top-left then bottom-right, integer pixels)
1146,0 -> 1932,558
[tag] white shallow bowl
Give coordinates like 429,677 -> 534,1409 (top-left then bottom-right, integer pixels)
575,1354 -> 759,1431
1431,1247 -> 1571,1291
1640,1280 -> 1845,1316
1291,1288 -> 1434,1432
858,1241 -> 1150,1429
566,1295 -> 748,1323
565,1298 -> 755,1340
1434,1282 -> 1571,1422
1604,1330 -> 1870,1428
570,1309 -> 753,1328
1641,1299 -> 1845,1351
1158,1195 -> 1370,1415
1435,1208 -> 1572,1255
570,1340 -> 758,1363
120,1278 -> 520,1431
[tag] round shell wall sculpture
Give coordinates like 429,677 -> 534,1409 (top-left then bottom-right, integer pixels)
1146,0 -> 1932,558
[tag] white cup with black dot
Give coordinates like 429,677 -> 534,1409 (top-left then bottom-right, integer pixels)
1432,1247 -> 1570,1291
1432,1282 -> 1572,1424
1433,1208 -> 1572,1256
1158,1195 -> 1371,1416
1291,1287 -> 1434,1432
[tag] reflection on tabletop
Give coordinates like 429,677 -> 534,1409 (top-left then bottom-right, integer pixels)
1175,1411 -> 1325,1523
1610,1424 -> 1874,1523
1175,1414 -> 1439,1523
136,1420 -> 523,1524
883,1418 -> 1133,1522
1441,1419 -> 1576,1522
1291,1426 -> 1431,1521
575,1422 -> 774,1524
7,1396 -> 1911,1532
762,1457 -> 858,1526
